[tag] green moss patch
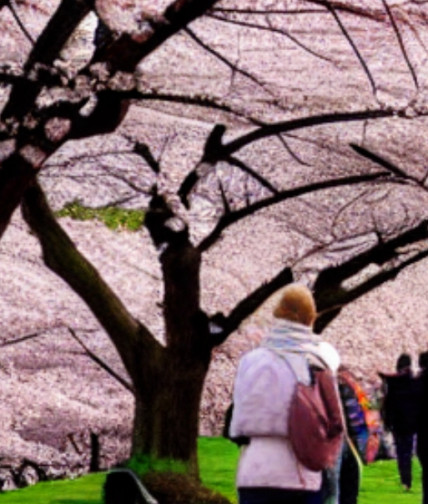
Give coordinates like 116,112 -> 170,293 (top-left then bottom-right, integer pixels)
56,201 -> 145,231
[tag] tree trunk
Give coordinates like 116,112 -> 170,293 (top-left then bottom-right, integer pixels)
129,221 -> 212,479
131,349 -> 209,478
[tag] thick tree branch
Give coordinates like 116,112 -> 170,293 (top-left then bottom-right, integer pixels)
197,171 -> 390,252
2,0 -> 94,121
350,143 -> 410,178
179,109 -> 401,208
0,153 -> 37,238
21,181 -> 161,376
313,219 -> 428,331
90,0 -> 221,72
315,247 -> 428,332
350,143 -> 427,191
223,109 -> 399,157
208,267 -> 294,347
69,91 -> 131,139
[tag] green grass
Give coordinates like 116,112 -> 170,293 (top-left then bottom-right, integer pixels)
198,437 -> 240,503
0,473 -> 105,503
0,438 -> 424,503
56,201 -> 145,231
358,458 -> 422,504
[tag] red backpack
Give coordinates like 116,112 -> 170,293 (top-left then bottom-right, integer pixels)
286,360 -> 344,471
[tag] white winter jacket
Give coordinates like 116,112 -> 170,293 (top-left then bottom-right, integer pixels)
229,321 -> 340,491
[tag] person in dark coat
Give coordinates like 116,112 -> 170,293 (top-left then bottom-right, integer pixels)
336,367 -> 365,504
379,353 -> 419,491
416,351 -> 428,504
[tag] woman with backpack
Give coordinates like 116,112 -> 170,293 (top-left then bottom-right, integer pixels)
228,283 -> 343,504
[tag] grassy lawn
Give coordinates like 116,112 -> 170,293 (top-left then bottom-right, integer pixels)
0,437 -> 423,503
0,472 -> 106,503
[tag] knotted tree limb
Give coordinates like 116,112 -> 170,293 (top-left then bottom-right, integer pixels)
208,267 -> 294,347
91,0 -> 221,72
2,0 -> 95,121
314,219 -> 428,331
21,181 -> 163,380
197,171 -> 390,252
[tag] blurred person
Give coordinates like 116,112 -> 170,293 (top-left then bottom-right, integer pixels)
336,367 -> 366,504
379,353 -> 419,491
416,351 -> 428,504
228,283 -> 341,504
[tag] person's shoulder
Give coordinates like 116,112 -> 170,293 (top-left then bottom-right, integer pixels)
318,341 -> 340,372
240,346 -> 273,363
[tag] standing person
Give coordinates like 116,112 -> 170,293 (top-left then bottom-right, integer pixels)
337,367 -> 365,504
379,353 -> 419,491
416,351 -> 428,504
228,283 -> 342,504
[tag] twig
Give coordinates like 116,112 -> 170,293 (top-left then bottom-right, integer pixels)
326,2 -> 377,95
381,0 -> 418,90
67,327 -> 134,393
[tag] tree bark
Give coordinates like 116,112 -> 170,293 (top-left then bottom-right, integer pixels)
132,348 -> 209,478
22,182 -> 211,478
0,154 -> 37,238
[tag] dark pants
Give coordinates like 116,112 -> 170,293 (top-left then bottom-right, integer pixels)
393,432 -> 414,488
339,442 -> 360,504
238,487 -> 320,504
417,438 -> 428,504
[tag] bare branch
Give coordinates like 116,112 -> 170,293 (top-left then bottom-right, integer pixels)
21,181 -> 160,377
350,143 -> 421,184
222,108 -> 399,158
277,134 -> 312,167
89,0 -> 221,72
331,187 -> 374,239
2,0 -> 94,121
7,0 -> 35,45
184,27 -> 276,97
213,3 -> 386,21
211,7 -> 325,15
0,329 -> 47,347
228,156 -> 279,195
305,1 -> 386,21
313,219 -> 428,330
197,171 -> 390,252
130,90 -> 253,120
381,0 -> 418,90
326,2 -> 377,95
68,327 -> 134,393
208,267 -> 294,346
208,12 -> 334,63
218,180 -> 231,214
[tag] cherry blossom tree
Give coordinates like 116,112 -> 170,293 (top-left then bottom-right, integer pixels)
2,0 -> 428,493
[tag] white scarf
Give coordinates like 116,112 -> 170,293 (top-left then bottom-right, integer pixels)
260,319 -> 338,371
